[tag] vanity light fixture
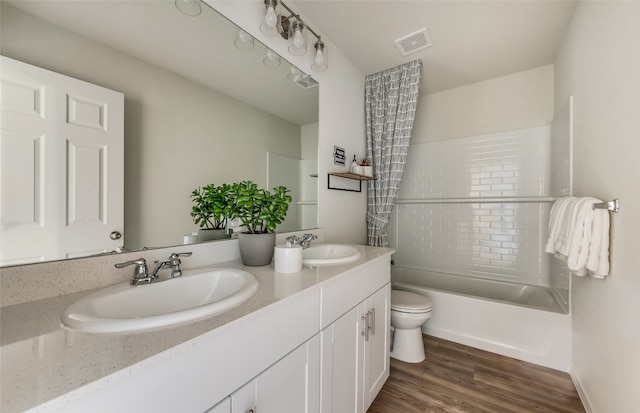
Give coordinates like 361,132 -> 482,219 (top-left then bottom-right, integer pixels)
234,30 -> 255,51
260,0 -> 279,36
263,49 -> 281,67
286,65 -> 302,82
311,38 -> 327,72
287,18 -> 307,56
259,0 -> 328,71
174,0 -> 201,17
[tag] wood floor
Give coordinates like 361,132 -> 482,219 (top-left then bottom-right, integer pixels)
367,335 -> 585,413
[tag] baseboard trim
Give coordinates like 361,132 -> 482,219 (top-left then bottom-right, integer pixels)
570,368 -> 594,413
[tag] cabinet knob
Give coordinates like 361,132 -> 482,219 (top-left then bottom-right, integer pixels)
110,231 -> 122,240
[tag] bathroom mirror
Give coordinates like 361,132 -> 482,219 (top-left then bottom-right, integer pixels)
0,1 -> 319,267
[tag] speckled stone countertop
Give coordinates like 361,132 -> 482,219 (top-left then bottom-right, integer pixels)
0,243 -> 394,413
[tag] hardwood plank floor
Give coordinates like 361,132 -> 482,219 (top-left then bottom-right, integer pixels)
368,335 -> 585,413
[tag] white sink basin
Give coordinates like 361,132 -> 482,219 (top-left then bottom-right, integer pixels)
61,268 -> 258,333
302,244 -> 361,267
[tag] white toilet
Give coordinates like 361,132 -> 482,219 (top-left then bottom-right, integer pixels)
390,290 -> 433,363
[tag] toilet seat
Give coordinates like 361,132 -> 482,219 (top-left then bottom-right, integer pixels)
391,290 -> 432,314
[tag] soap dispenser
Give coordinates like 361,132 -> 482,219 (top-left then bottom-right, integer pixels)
350,155 -> 358,173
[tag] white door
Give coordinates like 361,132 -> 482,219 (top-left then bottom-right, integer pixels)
0,56 -> 124,265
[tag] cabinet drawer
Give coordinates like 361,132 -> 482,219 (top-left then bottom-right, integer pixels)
320,256 -> 390,329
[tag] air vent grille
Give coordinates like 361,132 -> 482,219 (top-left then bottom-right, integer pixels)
295,75 -> 318,89
394,28 -> 432,56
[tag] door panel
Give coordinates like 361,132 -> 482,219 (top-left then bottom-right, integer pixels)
0,56 -> 123,264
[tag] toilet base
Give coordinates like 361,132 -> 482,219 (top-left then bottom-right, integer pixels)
390,327 -> 425,363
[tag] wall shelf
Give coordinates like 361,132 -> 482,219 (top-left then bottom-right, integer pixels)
328,172 -> 375,192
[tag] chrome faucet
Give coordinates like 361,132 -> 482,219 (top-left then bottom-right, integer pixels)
165,252 -> 192,278
115,252 -> 192,285
285,235 -> 302,246
300,233 -> 318,248
115,258 -> 155,285
285,234 -> 317,249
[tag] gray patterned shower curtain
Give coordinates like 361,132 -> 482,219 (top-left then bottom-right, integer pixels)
365,59 -> 422,247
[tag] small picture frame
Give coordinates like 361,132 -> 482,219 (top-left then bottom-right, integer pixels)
333,146 -> 345,166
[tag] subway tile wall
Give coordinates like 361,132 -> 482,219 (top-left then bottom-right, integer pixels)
389,125 -> 558,287
398,125 -> 552,199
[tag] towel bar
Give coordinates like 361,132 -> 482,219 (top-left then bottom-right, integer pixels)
592,199 -> 619,213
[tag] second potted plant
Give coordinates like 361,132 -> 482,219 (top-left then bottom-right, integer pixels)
230,180 -> 292,266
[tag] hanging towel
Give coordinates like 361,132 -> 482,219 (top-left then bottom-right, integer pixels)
545,197 -> 610,278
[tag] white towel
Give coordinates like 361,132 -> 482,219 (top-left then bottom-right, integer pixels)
545,197 -> 610,278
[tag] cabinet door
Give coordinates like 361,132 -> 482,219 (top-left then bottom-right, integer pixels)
363,284 -> 390,409
255,335 -> 320,413
320,305 -> 364,413
230,380 -> 256,413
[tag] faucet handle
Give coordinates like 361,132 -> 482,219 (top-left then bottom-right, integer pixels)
285,235 -> 301,245
115,258 -> 148,284
300,234 -> 318,248
115,258 -> 147,271
169,252 -> 192,260
168,252 -> 192,278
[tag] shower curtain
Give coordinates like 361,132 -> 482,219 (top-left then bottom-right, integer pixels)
365,59 -> 422,247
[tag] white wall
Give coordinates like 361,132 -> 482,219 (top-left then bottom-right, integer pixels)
209,1 -> 368,244
554,1 -> 640,412
413,65 -> 554,143
1,4 -> 302,248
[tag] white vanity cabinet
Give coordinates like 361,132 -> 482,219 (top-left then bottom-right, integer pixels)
207,335 -> 320,413
19,249 -> 394,413
319,258 -> 391,413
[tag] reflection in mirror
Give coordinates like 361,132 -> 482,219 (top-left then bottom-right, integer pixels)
0,0 -> 319,267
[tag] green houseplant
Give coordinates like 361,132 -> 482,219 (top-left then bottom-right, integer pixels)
190,183 -> 233,241
229,180 -> 292,266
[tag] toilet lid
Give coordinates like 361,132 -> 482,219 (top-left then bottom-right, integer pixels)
391,290 -> 432,312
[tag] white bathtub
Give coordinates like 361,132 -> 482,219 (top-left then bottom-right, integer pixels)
392,267 -> 572,371
393,266 -> 567,313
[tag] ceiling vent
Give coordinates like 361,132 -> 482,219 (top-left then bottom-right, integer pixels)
394,28 -> 432,56
295,75 -> 319,89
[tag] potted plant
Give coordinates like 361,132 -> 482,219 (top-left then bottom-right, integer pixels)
229,180 -> 292,266
359,157 -> 373,177
190,183 -> 233,242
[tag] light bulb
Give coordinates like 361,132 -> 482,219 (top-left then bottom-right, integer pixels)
293,28 -> 304,48
314,48 -> 324,65
265,5 -> 277,28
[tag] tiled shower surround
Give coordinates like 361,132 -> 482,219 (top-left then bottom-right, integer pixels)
389,125 -> 568,289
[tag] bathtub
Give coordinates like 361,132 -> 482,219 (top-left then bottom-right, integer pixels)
392,267 -> 572,371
